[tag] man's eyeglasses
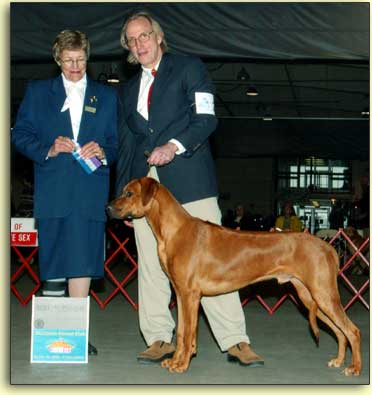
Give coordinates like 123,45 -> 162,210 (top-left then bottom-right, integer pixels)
60,58 -> 87,68
126,31 -> 154,48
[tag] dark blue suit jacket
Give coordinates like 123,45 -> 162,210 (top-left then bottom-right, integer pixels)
12,75 -> 118,221
115,53 -> 219,204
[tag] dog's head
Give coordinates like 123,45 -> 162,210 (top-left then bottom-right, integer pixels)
107,177 -> 160,220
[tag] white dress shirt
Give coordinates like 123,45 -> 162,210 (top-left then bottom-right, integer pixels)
61,73 -> 87,140
137,65 -> 158,121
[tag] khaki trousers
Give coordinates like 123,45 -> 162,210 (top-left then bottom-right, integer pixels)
133,167 -> 249,351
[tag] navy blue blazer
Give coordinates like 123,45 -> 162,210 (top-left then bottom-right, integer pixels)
115,53 -> 219,204
12,75 -> 118,221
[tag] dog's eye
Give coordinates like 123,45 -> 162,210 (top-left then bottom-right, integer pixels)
125,191 -> 133,198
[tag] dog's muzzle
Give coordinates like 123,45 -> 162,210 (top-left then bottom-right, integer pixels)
106,203 -> 133,220
105,204 -> 116,218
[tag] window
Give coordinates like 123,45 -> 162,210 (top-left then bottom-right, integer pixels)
278,158 -> 351,193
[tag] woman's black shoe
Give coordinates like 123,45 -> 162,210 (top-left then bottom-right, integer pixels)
88,342 -> 98,355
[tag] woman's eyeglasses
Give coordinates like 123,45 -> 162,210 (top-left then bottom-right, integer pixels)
60,58 -> 87,68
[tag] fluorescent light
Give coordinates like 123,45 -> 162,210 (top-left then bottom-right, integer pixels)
107,74 -> 120,83
246,86 -> 258,96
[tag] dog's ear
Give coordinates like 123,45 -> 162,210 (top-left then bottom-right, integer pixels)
140,177 -> 159,207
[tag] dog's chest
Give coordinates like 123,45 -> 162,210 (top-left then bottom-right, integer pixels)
157,242 -> 170,274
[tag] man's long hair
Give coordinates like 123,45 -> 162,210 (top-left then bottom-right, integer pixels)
120,11 -> 168,65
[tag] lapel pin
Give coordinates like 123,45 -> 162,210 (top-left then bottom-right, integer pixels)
86,96 -> 97,112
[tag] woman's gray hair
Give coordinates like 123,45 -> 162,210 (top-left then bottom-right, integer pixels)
120,11 -> 168,64
52,30 -> 90,64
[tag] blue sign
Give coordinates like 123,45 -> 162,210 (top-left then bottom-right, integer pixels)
30,296 -> 89,363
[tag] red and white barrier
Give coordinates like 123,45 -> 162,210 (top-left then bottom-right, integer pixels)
11,224 -> 369,312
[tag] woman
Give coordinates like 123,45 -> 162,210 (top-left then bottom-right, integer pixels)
12,30 -> 118,355
275,201 -> 303,232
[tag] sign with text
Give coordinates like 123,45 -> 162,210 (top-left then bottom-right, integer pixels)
30,296 -> 90,363
11,218 -> 38,246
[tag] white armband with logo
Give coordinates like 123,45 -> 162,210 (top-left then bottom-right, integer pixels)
194,92 -> 215,115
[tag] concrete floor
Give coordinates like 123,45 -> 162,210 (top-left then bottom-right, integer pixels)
10,264 -> 370,386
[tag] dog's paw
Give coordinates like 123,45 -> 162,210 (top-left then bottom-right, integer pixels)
161,358 -> 172,368
328,358 -> 343,368
161,357 -> 189,373
342,365 -> 361,376
168,362 -> 189,373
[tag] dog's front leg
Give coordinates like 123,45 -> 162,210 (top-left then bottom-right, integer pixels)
162,290 -> 200,373
161,292 -> 185,370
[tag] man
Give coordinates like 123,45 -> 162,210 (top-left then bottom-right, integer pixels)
116,11 -> 263,367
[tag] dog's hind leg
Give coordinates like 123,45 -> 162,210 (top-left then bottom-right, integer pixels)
290,278 -> 348,370
290,278 -> 320,340
308,280 -> 361,376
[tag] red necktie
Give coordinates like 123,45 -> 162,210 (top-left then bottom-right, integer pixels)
147,69 -> 157,110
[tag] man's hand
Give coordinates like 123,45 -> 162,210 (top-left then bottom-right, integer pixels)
124,220 -> 134,228
147,142 -> 178,166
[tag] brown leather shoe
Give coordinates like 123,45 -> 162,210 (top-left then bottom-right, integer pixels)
227,342 -> 264,367
137,341 -> 175,364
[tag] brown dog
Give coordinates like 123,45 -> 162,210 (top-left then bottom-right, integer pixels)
107,177 -> 361,375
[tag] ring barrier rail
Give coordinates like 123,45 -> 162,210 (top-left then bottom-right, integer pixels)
90,227 -> 138,310
11,246 -> 40,306
329,229 -> 369,311
239,228 -> 369,313
11,222 -> 369,313
10,218 -> 40,306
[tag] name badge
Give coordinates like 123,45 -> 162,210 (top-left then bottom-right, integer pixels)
84,105 -> 96,113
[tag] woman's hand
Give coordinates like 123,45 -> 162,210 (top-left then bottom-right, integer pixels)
80,141 -> 105,160
47,136 -> 75,157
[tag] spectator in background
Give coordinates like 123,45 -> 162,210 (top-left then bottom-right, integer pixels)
223,204 -> 254,230
233,204 -> 245,229
351,174 -> 369,237
329,200 -> 346,230
275,201 -> 303,232
222,208 -> 235,228
233,203 -> 252,230
262,212 -> 276,231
